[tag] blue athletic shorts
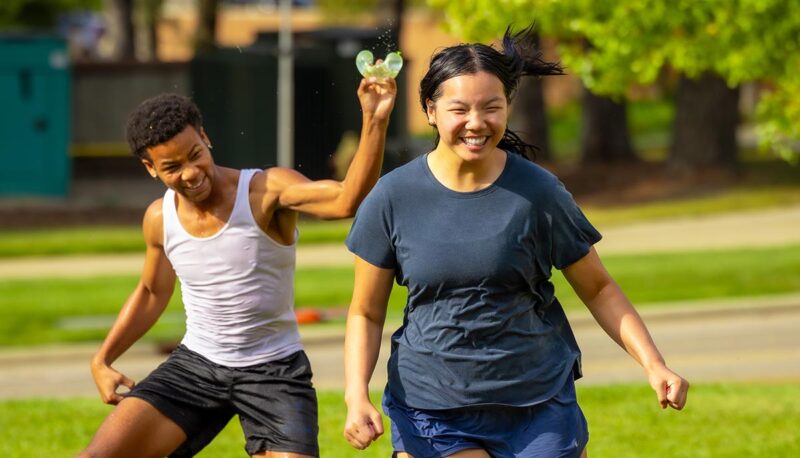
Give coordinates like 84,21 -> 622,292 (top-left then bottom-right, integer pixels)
383,376 -> 588,458
127,345 -> 319,457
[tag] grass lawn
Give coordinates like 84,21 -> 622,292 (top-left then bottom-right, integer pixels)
0,219 -> 354,258
0,383 -> 797,457
2,171 -> 800,259
1,244 -> 799,346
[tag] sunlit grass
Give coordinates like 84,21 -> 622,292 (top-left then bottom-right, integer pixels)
1,244 -> 799,346
2,182 -> 799,259
0,219 -> 355,258
1,383 -> 797,457
584,185 -> 800,226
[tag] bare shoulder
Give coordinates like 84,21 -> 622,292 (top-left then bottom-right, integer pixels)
263,167 -> 311,191
142,198 -> 165,247
251,167 -> 310,202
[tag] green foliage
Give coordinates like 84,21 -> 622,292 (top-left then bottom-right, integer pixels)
0,0 -> 101,28
2,384 -> 798,456
756,77 -> 800,162
426,0 -> 800,158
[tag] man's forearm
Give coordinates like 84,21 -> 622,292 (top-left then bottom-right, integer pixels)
337,116 -> 390,215
93,283 -> 168,367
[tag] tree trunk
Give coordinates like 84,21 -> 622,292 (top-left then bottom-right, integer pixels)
670,74 -> 740,168
142,0 -> 163,61
580,86 -> 636,163
510,77 -> 551,161
508,31 -> 551,161
195,0 -> 219,55
16,0 -> 58,28
108,0 -> 135,60
384,0 -> 404,49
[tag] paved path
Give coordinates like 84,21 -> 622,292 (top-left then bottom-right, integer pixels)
2,205 -> 800,279
2,295 -> 799,399
2,205 -> 800,399
593,205 -> 800,254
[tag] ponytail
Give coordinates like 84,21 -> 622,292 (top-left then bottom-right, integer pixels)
419,23 -> 563,161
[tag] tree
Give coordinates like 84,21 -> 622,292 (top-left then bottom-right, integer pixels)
139,0 -> 164,61
195,0 -> 219,54
427,0 -> 636,164
510,65 -> 554,160
539,0 -> 800,164
429,0 -> 800,164
508,31 -> 555,161
106,0 -> 135,60
318,0 -> 407,50
545,0 -> 745,168
0,0 -> 101,28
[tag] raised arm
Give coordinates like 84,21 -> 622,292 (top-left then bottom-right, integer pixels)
562,247 -> 689,410
269,77 -> 397,219
90,199 -> 177,405
343,256 -> 395,450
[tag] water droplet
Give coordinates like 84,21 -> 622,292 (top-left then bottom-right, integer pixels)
240,131 -> 245,135
237,46 -> 242,53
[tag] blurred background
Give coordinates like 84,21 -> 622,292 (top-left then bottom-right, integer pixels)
1,1 -> 799,456
2,0 -> 800,211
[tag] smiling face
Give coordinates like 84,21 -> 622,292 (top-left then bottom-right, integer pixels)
426,71 -> 508,163
142,125 -> 216,203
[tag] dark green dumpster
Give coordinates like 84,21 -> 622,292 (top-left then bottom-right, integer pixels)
0,35 -> 71,197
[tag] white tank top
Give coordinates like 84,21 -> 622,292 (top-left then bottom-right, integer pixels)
162,168 -> 303,367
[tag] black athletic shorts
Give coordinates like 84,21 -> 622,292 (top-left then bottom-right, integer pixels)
127,345 -> 319,457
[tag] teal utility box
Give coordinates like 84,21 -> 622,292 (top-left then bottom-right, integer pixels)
0,35 -> 71,197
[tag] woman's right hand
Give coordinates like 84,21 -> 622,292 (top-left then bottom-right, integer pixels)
343,398 -> 384,450
90,359 -> 135,405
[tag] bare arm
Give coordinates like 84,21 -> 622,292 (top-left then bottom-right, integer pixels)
90,199 -> 177,404
562,247 -> 689,410
270,77 -> 397,220
343,256 -> 395,450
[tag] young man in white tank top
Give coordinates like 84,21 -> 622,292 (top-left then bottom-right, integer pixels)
78,76 -> 396,457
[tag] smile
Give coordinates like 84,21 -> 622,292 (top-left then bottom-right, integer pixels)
461,136 -> 489,147
185,177 -> 206,191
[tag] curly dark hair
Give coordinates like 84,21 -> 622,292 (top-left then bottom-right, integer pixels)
125,93 -> 203,159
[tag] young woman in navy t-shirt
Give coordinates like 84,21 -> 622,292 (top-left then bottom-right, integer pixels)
343,25 -> 689,458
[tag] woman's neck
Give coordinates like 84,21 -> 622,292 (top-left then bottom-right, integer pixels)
427,147 -> 507,192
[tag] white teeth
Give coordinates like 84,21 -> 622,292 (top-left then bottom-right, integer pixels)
463,136 -> 488,146
186,178 -> 204,190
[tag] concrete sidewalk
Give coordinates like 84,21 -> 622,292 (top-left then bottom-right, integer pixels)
1,294 -> 799,399
2,205 -> 800,279
2,205 -> 800,399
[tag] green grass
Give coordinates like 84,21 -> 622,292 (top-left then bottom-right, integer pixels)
3,157 -> 800,261
0,219 -> 355,259
3,179 -> 799,259
289,243 -> 800,312
549,98 -> 676,161
0,226 -> 146,258
1,244 -> 800,346
584,185 -> 800,227
1,383 -> 797,457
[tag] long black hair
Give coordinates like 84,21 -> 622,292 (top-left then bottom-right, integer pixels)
419,24 -> 563,160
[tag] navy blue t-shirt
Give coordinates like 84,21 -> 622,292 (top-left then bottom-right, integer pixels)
346,152 -> 602,410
